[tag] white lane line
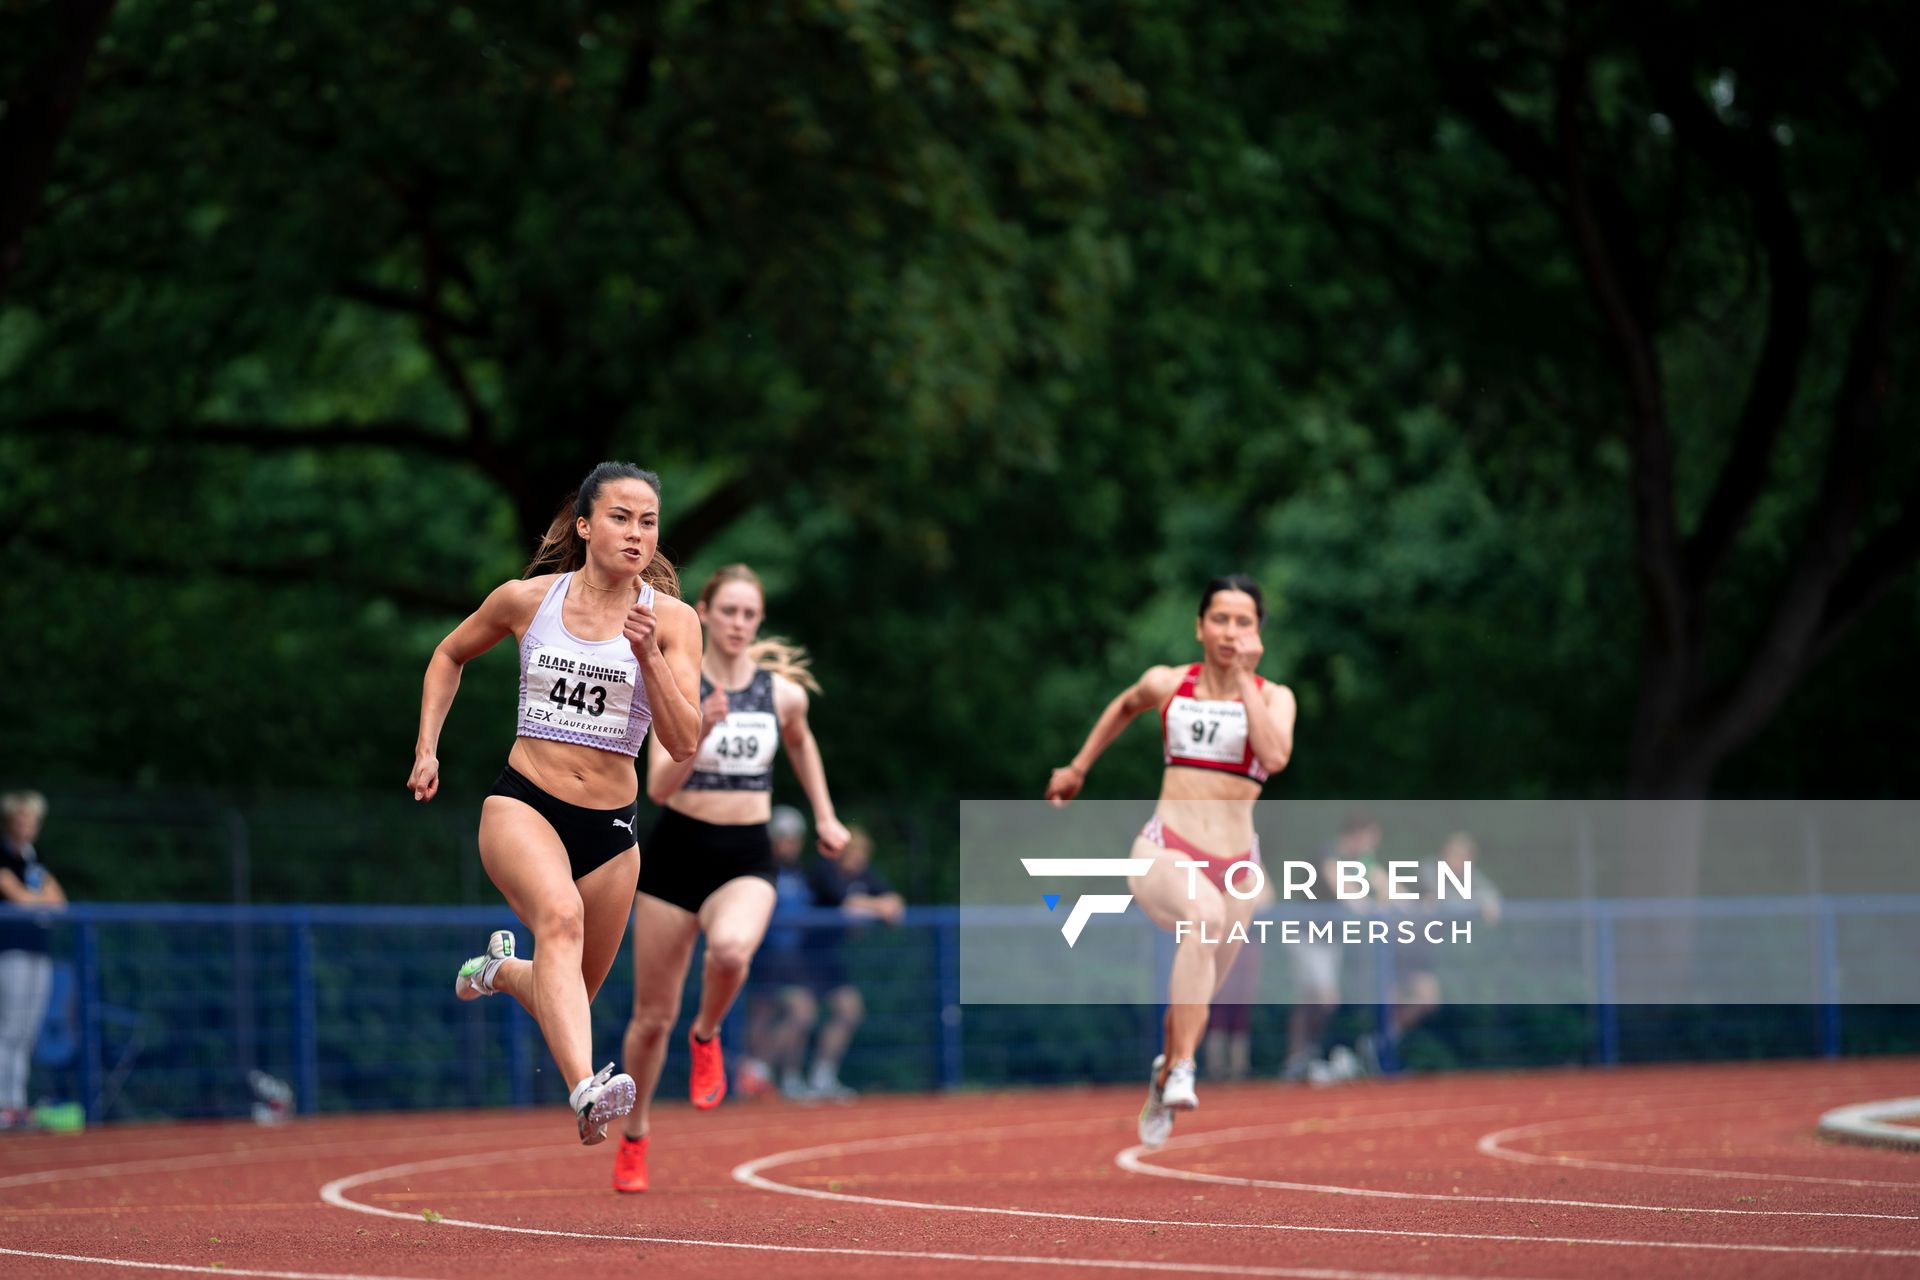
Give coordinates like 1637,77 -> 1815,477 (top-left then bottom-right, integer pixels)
0,1248 -> 419,1280
731,1114 -> 1920,1259
317,1146 -> 1515,1280
1820,1097 -> 1920,1149
1115,1136 -> 1917,1222
1477,1113 -> 1920,1189
1116,1101 -> 1920,1220
0,1093 -> 1041,1191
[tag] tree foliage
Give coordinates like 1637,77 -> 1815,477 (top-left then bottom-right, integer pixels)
3,1 -> 1916,901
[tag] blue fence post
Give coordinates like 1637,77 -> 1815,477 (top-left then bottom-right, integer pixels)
1816,902 -> 1842,1059
1594,904 -> 1619,1066
75,918 -> 104,1123
290,913 -> 320,1114
934,915 -> 962,1090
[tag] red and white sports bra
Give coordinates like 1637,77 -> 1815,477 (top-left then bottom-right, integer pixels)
1161,663 -> 1269,784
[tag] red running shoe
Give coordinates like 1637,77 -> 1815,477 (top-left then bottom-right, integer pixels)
689,1030 -> 727,1110
612,1133 -> 649,1193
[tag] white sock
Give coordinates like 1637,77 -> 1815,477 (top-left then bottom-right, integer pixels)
478,956 -> 505,994
568,1075 -> 597,1111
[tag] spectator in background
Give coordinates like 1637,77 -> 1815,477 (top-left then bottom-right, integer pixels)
739,806 -> 815,1098
1207,849 -> 1277,1083
1282,812 -> 1381,1083
797,825 -> 904,1100
748,818 -> 903,1100
0,791 -> 66,1129
1358,832 -> 1501,1074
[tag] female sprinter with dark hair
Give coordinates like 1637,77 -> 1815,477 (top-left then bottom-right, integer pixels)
1044,574 -> 1295,1147
612,563 -> 849,1193
410,462 -> 702,1145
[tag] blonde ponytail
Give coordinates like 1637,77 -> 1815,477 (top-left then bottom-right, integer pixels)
747,637 -> 821,694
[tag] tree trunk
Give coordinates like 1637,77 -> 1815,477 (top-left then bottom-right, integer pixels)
0,0 -> 117,295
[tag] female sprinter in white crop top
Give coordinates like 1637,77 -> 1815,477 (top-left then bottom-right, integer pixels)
409,462 -> 701,1146
1045,574 -> 1295,1148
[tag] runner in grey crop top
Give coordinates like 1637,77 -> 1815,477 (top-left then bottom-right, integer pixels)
683,667 -> 779,791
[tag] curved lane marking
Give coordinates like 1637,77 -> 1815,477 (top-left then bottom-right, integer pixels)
321,1143 -> 1507,1280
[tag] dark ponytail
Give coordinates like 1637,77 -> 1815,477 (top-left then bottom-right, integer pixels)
524,461 -> 681,598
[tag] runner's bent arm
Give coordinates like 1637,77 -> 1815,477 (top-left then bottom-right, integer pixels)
633,596 -> 703,761
778,676 -> 849,855
1045,666 -> 1177,804
646,728 -> 701,804
647,678 -> 730,803
410,580 -> 529,801
1240,680 -> 1296,775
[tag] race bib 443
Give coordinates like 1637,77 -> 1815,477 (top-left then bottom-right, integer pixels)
523,645 -> 638,740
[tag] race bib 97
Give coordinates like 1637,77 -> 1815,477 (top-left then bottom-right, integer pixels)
1165,697 -> 1248,764
522,645 -> 638,741
694,711 -> 780,775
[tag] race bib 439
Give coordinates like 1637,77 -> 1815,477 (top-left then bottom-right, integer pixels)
694,711 -> 780,775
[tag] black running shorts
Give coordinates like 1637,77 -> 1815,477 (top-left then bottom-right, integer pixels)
488,764 -> 639,881
636,807 -> 776,914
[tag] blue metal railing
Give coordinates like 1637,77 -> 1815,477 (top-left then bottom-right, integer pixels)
3,896 -> 1915,1124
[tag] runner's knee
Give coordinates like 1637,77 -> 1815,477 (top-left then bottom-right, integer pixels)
828,987 -> 864,1023
627,991 -> 680,1040
703,934 -> 756,979
537,898 -> 585,950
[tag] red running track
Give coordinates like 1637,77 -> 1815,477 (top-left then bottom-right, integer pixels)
2,1057 -> 1917,1279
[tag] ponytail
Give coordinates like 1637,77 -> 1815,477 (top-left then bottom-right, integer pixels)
523,463 -> 681,598
747,637 -> 821,694
641,549 -> 681,599
524,491 -> 586,577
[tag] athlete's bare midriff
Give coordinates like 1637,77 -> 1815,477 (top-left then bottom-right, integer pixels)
666,788 -> 771,827
507,736 -> 639,810
1155,766 -> 1260,857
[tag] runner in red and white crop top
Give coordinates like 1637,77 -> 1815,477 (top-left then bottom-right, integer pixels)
1044,574 -> 1297,1150
1161,661 -> 1272,785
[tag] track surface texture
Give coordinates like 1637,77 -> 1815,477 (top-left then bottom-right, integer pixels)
3,1057 -> 1917,1279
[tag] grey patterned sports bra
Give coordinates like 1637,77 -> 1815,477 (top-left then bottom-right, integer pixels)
684,668 -> 779,791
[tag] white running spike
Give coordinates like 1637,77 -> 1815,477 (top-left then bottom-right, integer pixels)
1162,1058 -> 1199,1111
576,1064 -> 636,1145
454,929 -> 516,1001
1137,1054 -> 1173,1148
